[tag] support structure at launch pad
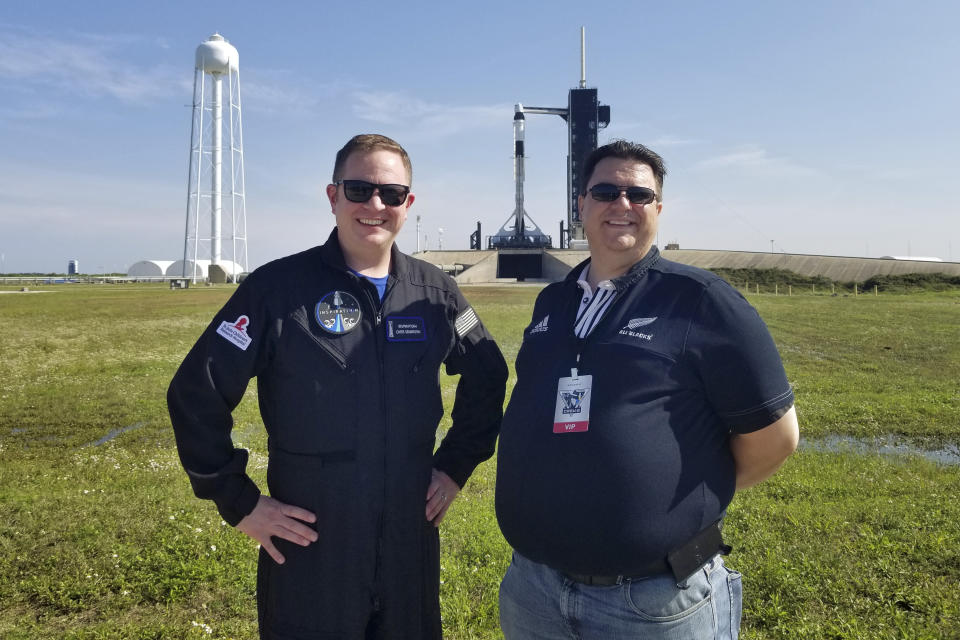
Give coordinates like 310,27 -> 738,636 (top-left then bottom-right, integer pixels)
477,28 -> 610,279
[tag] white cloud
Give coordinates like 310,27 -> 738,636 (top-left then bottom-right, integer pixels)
352,91 -> 509,137
693,144 -> 818,177
0,26 -> 186,103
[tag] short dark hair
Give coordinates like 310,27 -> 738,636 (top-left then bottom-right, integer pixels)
332,134 -> 413,185
580,139 -> 666,200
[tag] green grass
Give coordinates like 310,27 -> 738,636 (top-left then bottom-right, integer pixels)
1,284 -> 958,639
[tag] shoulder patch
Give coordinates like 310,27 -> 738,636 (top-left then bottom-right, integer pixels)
216,315 -> 252,351
454,306 -> 480,338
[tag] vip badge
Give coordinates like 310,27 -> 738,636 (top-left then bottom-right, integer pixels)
553,372 -> 592,433
315,291 -> 362,334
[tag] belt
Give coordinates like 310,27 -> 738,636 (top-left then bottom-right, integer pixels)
560,520 -> 731,588
563,558 -> 670,586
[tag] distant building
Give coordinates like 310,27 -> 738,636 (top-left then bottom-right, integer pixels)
68,259 -> 79,275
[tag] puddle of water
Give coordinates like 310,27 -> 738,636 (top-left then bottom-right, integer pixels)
86,422 -> 147,447
800,434 -> 960,466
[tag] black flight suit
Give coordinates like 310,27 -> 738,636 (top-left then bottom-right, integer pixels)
167,229 -> 508,639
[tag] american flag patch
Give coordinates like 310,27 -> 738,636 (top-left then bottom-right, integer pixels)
455,307 -> 480,338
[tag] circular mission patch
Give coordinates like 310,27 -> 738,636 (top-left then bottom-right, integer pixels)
315,290 -> 362,334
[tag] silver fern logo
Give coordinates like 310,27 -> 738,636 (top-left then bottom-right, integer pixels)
620,317 -> 656,341
627,317 -> 657,329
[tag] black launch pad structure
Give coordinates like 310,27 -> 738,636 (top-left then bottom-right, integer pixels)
475,28 -> 611,279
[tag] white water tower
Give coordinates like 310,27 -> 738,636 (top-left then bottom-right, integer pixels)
181,33 -> 248,282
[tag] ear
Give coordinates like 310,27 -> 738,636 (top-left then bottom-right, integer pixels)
325,183 -> 338,211
655,201 -> 663,216
577,194 -> 584,214
405,192 -> 415,209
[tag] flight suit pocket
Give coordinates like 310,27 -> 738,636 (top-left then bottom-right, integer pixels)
260,449 -> 367,634
401,343 -> 445,445
265,321 -> 359,454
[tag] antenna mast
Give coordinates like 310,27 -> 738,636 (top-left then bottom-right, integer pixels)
580,27 -> 586,89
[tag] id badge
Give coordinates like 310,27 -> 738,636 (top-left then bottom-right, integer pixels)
553,369 -> 592,433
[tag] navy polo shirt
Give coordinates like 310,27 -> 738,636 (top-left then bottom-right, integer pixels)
495,247 -> 795,576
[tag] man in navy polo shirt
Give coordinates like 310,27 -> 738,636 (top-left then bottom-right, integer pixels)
495,139 -> 799,639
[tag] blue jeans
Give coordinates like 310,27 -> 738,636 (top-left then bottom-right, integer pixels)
499,551 -> 742,640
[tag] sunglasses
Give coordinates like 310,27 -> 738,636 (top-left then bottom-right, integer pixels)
588,183 -> 658,205
335,180 -> 410,207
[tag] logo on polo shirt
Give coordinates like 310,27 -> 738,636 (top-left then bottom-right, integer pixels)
529,315 -> 549,334
619,317 -> 657,341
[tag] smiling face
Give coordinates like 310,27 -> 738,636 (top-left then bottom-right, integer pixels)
578,157 -> 662,276
325,149 -> 414,270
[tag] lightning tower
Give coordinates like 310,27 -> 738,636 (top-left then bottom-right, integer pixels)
181,33 -> 248,282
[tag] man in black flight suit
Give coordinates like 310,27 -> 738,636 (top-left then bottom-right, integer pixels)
168,134 -> 508,639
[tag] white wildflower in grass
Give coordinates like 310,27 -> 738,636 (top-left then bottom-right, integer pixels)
190,620 -> 214,635
210,545 -> 217,551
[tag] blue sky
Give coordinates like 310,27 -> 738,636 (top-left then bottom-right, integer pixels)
1,1 -> 957,273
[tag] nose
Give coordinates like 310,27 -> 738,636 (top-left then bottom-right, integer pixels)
365,189 -> 387,209
613,192 -> 633,212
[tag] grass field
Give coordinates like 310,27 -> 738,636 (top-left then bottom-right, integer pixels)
1,283 -> 958,639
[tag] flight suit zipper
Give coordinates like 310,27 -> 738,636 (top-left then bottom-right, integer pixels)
355,274 -> 391,614
292,311 -> 348,370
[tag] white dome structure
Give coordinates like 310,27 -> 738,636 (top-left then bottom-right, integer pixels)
128,260 -> 174,277
167,259 -> 244,279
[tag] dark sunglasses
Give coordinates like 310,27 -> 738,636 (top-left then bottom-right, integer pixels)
335,180 -> 410,206
588,183 -> 657,205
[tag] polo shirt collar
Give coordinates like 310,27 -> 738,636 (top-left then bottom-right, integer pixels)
564,246 -> 662,293
575,264 -> 617,297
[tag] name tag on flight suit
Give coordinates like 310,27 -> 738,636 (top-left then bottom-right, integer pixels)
553,371 -> 592,433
